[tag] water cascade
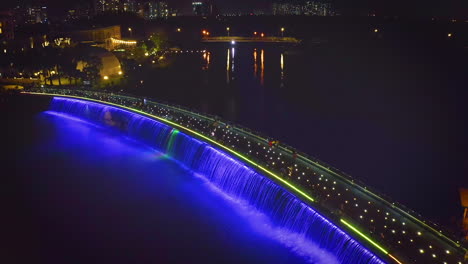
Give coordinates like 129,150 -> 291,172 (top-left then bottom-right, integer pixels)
49,97 -> 386,264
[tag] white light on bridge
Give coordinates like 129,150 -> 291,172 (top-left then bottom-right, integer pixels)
231,40 -> 236,45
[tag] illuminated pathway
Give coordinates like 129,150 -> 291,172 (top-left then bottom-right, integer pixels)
23,89 -> 467,264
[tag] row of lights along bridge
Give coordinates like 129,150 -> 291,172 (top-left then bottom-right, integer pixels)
199,27 -> 285,37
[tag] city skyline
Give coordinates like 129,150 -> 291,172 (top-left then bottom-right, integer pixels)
3,0 -> 468,18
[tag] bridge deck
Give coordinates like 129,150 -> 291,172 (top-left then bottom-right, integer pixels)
24,89 -> 467,264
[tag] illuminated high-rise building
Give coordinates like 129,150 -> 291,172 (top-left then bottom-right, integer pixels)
272,2 -> 301,15
272,0 -> 334,16
146,1 -> 169,19
24,6 -> 48,24
303,1 -> 333,16
192,1 -> 216,16
95,0 -> 122,13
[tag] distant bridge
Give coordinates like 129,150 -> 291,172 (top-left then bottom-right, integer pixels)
202,36 -> 301,44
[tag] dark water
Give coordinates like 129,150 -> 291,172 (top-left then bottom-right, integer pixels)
131,43 -> 468,228
1,108 -> 333,264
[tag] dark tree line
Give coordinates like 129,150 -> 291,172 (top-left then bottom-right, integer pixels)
0,45 -> 103,86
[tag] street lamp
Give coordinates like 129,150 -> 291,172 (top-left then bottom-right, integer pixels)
281,27 -> 285,37
226,27 -> 230,36
128,27 -> 133,37
177,28 -> 181,32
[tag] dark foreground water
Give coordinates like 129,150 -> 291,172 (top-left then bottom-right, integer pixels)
128,43 -> 468,228
1,108 -> 332,264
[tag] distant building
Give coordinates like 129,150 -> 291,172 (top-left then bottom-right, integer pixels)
94,0 -> 172,19
168,8 -> 178,17
145,1 -> 169,19
95,0 -> 121,13
192,1 -> 216,16
272,0 -> 334,16
25,6 -> 48,24
303,1 -> 333,16
66,3 -> 93,21
122,0 -> 137,13
0,11 -> 14,40
272,2 -> 301,15
68,25 -> 122,50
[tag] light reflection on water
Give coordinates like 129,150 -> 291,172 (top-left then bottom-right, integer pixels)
260,49 -> 265,85
253,48 -> 258,77
280,53 -> 285,88
208,46 -> 284,86
226,48 -> 230,83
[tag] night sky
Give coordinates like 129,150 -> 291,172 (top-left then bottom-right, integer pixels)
3,0 -> 468,18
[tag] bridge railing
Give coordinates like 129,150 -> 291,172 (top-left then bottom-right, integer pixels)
24,87 -> 467,264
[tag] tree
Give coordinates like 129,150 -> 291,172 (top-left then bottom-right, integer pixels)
60,48 -> 80,85
39,46 -> 59,85
133,42 -> 148,61
144,33 -> 168,55
82,55 -> 103,86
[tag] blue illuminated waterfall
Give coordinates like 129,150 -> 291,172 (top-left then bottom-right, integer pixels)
49,97 -> 386,264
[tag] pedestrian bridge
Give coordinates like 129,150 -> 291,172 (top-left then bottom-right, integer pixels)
23,88 -> 467,264
202,36 -> 301,43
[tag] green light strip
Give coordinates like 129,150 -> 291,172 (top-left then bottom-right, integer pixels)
301,153 -> 465,251
25,92 -> 315,204
340,219 -> 389,255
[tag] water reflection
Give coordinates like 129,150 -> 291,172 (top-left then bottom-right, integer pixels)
226,48 -> 230,71
253,49 -> 258,77
202,51 -> 210,70
260,49 -> 265,85
226,48 -> 230,84
280,53 -> 284,88
231,47 -> 235,73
